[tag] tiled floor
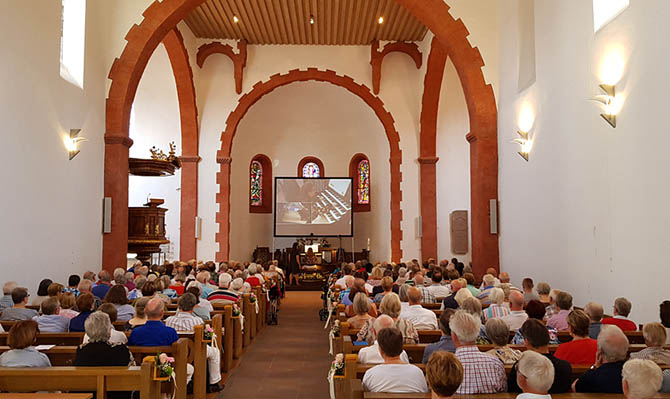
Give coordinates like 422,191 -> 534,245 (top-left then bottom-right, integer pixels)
218,291 -> 331,398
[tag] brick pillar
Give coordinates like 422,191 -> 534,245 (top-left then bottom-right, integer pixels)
179,156 -> 200,261
418,157 -> 439,260
102,136 -> 133,272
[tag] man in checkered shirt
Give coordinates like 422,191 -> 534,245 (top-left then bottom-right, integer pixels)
165,293 -> 223,392
450,310 -> 507,394
413,274 -> 437,304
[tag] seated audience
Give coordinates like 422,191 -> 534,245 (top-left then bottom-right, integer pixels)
334,264 -> 354,290
347,292 -> 376,329
454,287 -> 473,307
499,272 -> 511,284
0,320 -> 51,367
47,283 -> 64,299
0,281 -> 17,311
485,318 -> 521,364
84,303 -> 127,345
103,285 -> 134,322
367,267 -> 383,288
536,282 -> 551,303
554,309 -> 597,365
169,273 -> 186,296
164,293 -> 222,392
34,297 -> 69,332
584,301 -> 604,339
477,274 -> 497,304
508,319 -> 572,393
58,293 -> 79,319
423,309 -> 456,363
522,278 -> 540,303
515,351 -> 555,399
630,322 -> 670,364
75,311 -> 133,399
373,276 -> 394,304
68,292 -> 95,332
361,327 -> 428,393
483,287 -> 510,321
413,274 -> 437,303
185,283 -> 211,321
660,300 -> 670,345
450,310 -> 506,394
372,270 -> 400,297
207,274 -> 239,305
129,297 -> 178,346
462,273 -> 480,297
399,287 -> 438,330
157,275 -> 176,300
502,290 -> 529,331
0,287 -> 38,321
357,293 -> 418,344
358,315 -> 409,364
441,279 -> 463,310
546,291 -> 572,331
426,272 -> 450,299
127,275 -> 146,301
544,289 -> 561,321
460,297 -> 489,344
245,264 -> 261,287
602,297 -> 637,331
425,351 -> 463,399
572,325 -> 629,393
125,296 -> 149,330
30,279 -> 52,306
622,359 -> 663,399
512,300 -> 559,345
92,271 -> 112,299
77,279 -> 102,310
478,268 -> 500,290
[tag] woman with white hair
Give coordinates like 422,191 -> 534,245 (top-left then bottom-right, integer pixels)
630,322 -> 670,365
454,288 -> 473,307
245,264 -> 262,287
516,351 -> 555,398
622,359 -> 663,399
482,288 -> 510,322
75,311 -> 133,366
357,293 -> 418,344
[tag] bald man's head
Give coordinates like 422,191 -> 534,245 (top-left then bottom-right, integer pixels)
509,290 -> 524,310
373,314 -> 394,334
408,287 -> 422,305
414,274 -> 424,286
499,272 -> 510,283
145,297 -> 165,320
450,279 -> 463,292
486,267 -> 498,277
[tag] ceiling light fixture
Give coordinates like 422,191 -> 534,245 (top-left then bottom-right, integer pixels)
310,15 -> 315,25
378,16 -> 384,24
233,15 -> 239,23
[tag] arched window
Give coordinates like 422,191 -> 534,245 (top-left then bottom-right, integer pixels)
349,154 -> 371,212
297,156 -> 325,178
249,154 -> 272,213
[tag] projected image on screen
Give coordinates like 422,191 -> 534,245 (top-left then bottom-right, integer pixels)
275,178 -> 353,237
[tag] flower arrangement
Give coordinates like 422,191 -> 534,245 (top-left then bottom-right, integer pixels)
249,293 -> 257,303
232,304 -> 241,316
330,320 -> 341,337
330,353 -> 344,376
204,325 -> 214,341
153,353 -> 175,381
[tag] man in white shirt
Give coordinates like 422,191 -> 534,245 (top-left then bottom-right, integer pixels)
399,287 -> 438,330
334,263 -> 355,290
358,315 -> 410,364
426,272 -> 450,299
362,327 -> 428,393
515,350 -> 554,399
502,291 -> 529,331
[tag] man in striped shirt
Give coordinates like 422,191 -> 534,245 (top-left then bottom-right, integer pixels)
207,273 -> 239,305
165,293 -> 222,392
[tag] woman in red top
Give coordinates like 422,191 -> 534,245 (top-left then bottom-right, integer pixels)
554,309 -> 598,365
168,273 -> 186,296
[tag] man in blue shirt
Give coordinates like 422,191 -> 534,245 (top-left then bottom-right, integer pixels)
33,297 -> 69,332
91,271 -> 113,300
423,309 -> 456,363
128,297 -> 179,346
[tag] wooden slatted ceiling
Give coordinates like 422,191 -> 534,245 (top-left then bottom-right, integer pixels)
184,0 -> 428,44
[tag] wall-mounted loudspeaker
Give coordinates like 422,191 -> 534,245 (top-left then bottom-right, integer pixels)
103,197 -> 112,233
195,216 -> 202,239
490,199 -> 498,235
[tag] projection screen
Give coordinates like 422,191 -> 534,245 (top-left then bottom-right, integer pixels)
274,177 -> 353,237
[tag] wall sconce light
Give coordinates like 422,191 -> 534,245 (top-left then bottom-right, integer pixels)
511,103 -> 534,162
64,129 -> 87,160
592,84 -> 618,128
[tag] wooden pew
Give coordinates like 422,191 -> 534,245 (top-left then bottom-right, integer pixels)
243,294 -> 252,347
0,332 -> 84,346
342,324 -> 442,344
363,394 -> 670,399
0,363 -> 159,399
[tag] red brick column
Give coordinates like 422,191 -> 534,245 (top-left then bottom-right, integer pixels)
179,156 -> 200,260
102,136 -> 133,271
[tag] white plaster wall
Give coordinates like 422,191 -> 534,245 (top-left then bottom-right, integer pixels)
228,82 -> 390,262
0,1 -> 108,292
498,0 -> 670,324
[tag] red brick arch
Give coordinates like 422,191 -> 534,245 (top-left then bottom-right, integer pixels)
102,0 -> 499,274
215,69 -> 403,262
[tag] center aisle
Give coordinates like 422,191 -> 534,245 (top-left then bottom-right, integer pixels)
219,291 -> 332,398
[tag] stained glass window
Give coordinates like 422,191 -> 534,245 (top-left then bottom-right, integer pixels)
250,160 -> 262,206
302,162 -> 320,178
357,159 -> 370,204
